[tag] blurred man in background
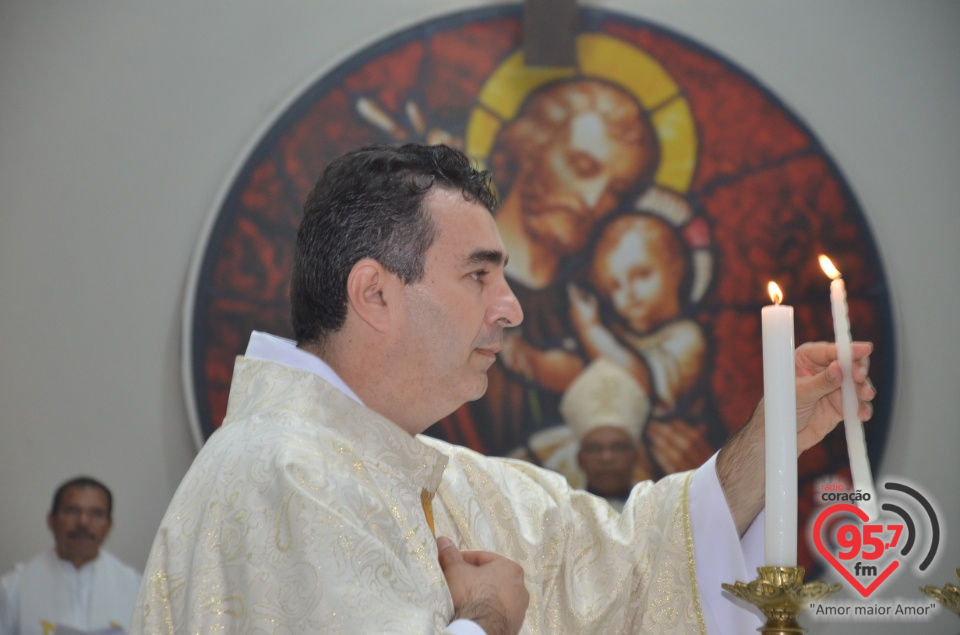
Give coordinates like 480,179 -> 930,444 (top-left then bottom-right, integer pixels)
0,477 -> 140,635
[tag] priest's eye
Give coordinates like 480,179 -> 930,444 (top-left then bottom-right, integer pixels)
469,270 -> 488,283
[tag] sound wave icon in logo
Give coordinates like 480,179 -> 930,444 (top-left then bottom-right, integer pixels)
881,482 -> 940,572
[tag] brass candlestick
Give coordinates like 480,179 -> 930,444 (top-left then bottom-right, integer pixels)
920,568 -> 960,618
722,566 -> 841,634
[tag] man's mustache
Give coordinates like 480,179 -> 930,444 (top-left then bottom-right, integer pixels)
68,528 -> 96,540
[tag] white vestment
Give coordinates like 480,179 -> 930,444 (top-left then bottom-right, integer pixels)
134,336 -> 761,634
0,549 -> 140,635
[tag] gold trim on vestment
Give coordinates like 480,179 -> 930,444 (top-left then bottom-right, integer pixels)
682,471 -> 707,635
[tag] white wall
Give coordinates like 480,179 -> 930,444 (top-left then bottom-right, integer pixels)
1,2 -> 957,633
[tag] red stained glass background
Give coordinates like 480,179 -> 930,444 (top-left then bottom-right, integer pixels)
186,7 -> 894,573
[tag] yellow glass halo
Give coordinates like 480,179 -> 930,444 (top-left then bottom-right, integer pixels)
465,33 -> 698,194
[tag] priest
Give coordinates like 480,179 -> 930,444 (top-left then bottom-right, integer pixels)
132,143 -> 875,635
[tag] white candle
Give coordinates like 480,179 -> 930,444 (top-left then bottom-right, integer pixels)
762,282 -> 797,566
819,256 -> 879,521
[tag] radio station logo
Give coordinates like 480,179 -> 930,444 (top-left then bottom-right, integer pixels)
812,478 -> 941,598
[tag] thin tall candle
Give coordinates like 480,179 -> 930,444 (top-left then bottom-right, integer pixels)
762,281 -> 797,566
818,255 -> 878,521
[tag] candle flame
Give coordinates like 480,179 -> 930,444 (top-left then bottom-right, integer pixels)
819,255 -> 841,280
768,281 -> 784,305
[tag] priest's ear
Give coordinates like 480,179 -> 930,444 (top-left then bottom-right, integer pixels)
345,258 -> 402,333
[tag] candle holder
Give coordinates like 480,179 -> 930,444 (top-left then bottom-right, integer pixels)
920,569 -> 960,618
722,566 -> 841,634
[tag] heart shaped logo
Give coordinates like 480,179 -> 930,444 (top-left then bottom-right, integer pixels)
813,503 -> 900,597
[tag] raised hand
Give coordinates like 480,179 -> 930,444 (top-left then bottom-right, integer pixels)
716,340 -> 876,536
793,341 -> 875,453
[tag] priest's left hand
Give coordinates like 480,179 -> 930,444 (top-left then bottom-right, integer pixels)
794,340 -> 876,454
716,340 -> 876,536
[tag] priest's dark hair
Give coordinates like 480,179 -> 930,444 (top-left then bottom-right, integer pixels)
291,143 -> 498,348
51,476 -> 113,519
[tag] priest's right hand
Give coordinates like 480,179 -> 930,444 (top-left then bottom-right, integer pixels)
436,535 -> 529,635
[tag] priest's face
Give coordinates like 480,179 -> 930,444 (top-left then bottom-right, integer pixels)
47,485 -> 113,567
396,187 -> 523,426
